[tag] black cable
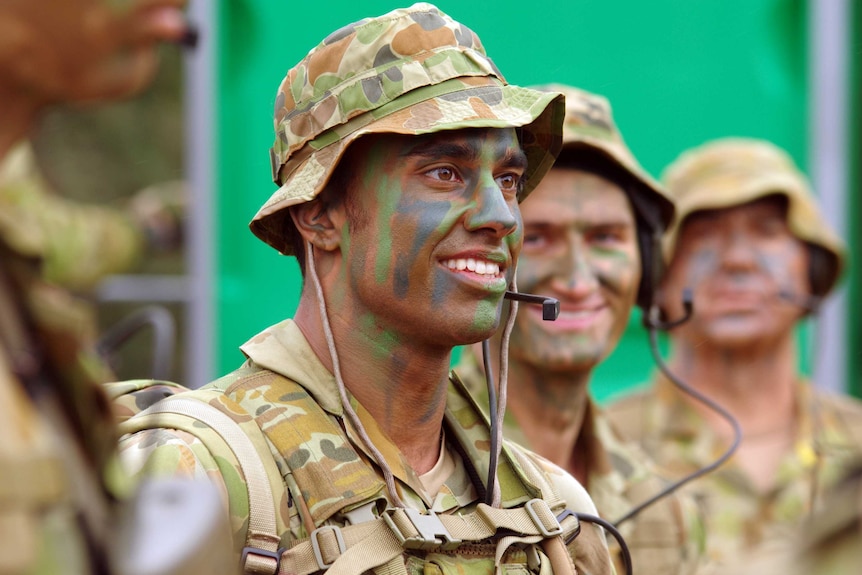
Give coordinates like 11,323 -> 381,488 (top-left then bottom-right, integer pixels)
483,338 -> 499,506
576,513 -> 632,575
612,313 -> 742,526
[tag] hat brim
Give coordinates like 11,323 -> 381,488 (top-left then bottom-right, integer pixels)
251,79 -> 564,255
664,178 -> 846,296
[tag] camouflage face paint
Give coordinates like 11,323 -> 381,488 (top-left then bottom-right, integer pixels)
662,197 -> 809,349
333,127 -> 526,360
508,168 -> 640,373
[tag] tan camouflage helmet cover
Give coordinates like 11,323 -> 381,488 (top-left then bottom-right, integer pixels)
662,137 -> 846,297
531,84 -> 674,309
534,83 -> 674,229
250,3 -> 565,254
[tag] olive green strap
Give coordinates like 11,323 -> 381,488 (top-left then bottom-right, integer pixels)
134,396 -> 283,575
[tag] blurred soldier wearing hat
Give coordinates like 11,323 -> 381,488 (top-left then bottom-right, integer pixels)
455,84 -> 704,575
119,5 -> 613,575
607,137 -> 862,571
0,2 -> 237,574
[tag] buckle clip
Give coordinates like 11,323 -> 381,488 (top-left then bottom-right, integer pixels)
310,525 -> 347,569
240,546 -> 284,575
525,499 -> 563,537
383,508 -> 461,550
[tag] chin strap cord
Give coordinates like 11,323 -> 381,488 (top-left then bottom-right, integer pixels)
307,242 -> 405,507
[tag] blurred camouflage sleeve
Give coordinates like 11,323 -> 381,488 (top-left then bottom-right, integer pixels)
0,142 -> 145,291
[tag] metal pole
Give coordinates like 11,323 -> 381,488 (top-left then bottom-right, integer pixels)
809,0 -> 849,393
183,0 -> 216,388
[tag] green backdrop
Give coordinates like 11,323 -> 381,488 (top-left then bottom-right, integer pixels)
213,0 -> 814,401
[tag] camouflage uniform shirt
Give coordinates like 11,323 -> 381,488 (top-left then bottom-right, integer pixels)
119,320 -> 613,575
606,375 -> 862,572
455,353 -> 705,575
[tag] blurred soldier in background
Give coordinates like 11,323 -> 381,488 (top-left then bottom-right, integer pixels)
0,1 -> 230,574
606,138 -> 862,572
455,84 -> 704,575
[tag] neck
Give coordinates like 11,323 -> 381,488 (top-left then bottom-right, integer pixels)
294,291 -> 452,475
668,331 -> 799,437
469,342 -> 592,481
0,83 -> 43,159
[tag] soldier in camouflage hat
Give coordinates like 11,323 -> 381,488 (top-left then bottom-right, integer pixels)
607,137 -> 862,572
119,5 -> 614,575
454,84 -> 707,575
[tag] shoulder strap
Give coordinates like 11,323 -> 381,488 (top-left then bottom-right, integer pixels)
125,392 -> 285,575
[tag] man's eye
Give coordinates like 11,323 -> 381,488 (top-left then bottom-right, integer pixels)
497,173 -> 519,190
427,167 -> 458,181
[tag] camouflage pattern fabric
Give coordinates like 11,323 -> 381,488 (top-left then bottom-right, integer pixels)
0,238 -> 119,574
661,137 -> 845,297
119,319 -> 613,575
606,376 -> 862,573
455,352 -> 705,575
251,2 -> 565,254
0,142 -> 145,292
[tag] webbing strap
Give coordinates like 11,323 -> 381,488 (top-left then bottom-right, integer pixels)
275,499 -> 577,575
135,397 -> 282,575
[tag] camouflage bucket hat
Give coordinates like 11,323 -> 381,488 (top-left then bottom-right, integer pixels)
662,137 -> 846,296
250,3 -> 565,255
534,84 -> 674,229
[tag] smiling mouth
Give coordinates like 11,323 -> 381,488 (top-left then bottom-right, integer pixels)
442,257 -> 503,278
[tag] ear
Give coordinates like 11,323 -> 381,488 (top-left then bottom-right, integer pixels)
290,199 -> 344,252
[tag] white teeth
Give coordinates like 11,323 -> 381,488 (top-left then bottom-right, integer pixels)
442,258 -> 501,276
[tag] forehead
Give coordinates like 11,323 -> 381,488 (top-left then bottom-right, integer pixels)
522,167 -> 633,223
682,194 -> 789,228
346,127 -> 522,159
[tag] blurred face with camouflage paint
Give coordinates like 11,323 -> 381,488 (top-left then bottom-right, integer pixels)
511,168 -> 640,372
0,0 -> 188,158
659,195 -> 810,352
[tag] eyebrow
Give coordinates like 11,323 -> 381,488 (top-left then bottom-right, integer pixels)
401,137 -> 528,170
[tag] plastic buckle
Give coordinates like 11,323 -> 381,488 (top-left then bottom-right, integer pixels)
555,509 -> 581,544
383,508 -> 461,550
525,499 -> 563,537
240,546 -> 284,575
310,525 -> 347,570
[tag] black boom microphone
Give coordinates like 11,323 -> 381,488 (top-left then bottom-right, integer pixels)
504,291 -> 560,320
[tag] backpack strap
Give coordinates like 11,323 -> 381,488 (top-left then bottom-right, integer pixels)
126,396 -> 281,573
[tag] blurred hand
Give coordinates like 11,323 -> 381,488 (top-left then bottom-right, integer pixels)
0,0 -> 188,104
129,179 -> 187,252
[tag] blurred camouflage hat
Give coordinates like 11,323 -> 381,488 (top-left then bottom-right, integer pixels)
535,84 -> 674,230
251,3 -> 565,255
663,137 -> 846,297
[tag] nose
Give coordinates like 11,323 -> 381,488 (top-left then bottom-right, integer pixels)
719,230 -> 758,273
550,234 -> 599,298
463,178 -> 518,238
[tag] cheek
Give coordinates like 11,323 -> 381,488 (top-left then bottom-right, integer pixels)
592,250 -> 640,297
516,253 -> 558,292
683,247 -> 720,288
753,243 -> 809,292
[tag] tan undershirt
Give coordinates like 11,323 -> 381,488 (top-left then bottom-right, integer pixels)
417,430 -> 455,498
